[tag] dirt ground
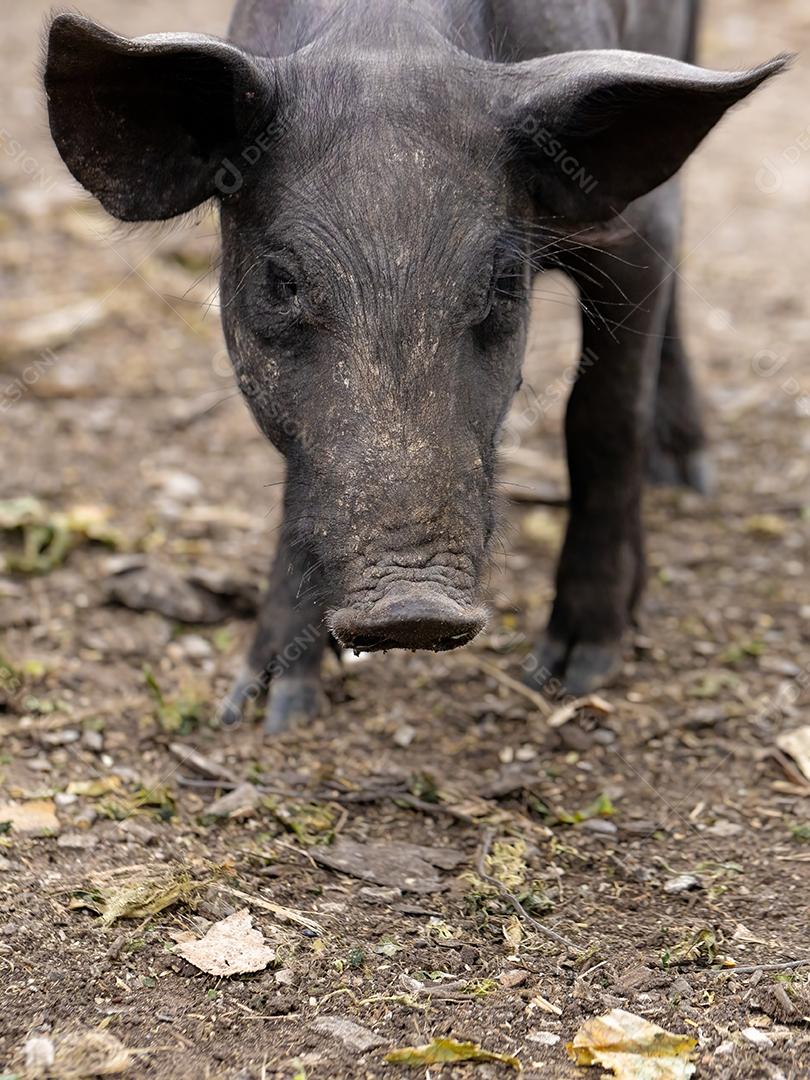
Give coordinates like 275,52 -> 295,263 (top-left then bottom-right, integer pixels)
1,1 -> 809,1078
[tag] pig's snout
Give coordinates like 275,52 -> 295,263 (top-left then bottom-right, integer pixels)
330,585 -> 487,653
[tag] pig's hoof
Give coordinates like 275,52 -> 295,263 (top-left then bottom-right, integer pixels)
217,666 -> 265,728
647,445 -> 713,494
561,642 -> 624,695
263,675 -> 325,736
524,636 -> 623,696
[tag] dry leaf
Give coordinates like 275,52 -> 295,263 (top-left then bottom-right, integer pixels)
776,726 -> 810,783
175,908 -> 275,976
548,694 -> 614,729
568,1008 -> 697,1079
24,1030 -> 134,1078
71,863 -> 203,925
386,1037 -> 521,1070
66,776 -> 123,798
0,798 -> 60,837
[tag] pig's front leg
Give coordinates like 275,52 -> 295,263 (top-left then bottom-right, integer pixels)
524,209 -> 675,696
218,537 -> 327,734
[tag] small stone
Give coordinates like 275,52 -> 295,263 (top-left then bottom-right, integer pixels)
57,832 -> 99,850
24,1036 -> 55,1076
393,724 -> 416,748
592,728 -> 616,745
581,818 -> 618,835
741,1027 -> 773,1048
715,1040 -> 735,1056
705,820 -> 743,837
180,634 -> 213,660
527,1031 -> 560,1046
74,807 -> 98,829
358,885 -> 401,903
664,874 -> 702,894
0,854 -> 10,871
54,792 -> 78,808
26,757 -> 53,772
204,782 -> 259,819
117,819 -> 158,844
311,1015 -> 385,1052
40,728 -> 80,747
81,729 -> 104,752
499,968 -> 530,988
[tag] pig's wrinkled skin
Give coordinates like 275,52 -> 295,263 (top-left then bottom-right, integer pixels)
44,0 -> 786,731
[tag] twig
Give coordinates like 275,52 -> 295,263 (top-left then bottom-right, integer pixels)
177,776 -> 476,824
476,827 -> 580,954
719,959 -> 810,975
214,884 -> 323,933
462,655 -> 553,717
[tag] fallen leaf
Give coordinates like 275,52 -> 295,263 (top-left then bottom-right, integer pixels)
0,798 -> 60,837
548,694 -> 614,729
66,776 -> 123,798
311,838 -> 465,894
71,863 -> 204,924
777,726 -> 810,784
23,1029 -> 134,1079
386,1037 -> 521,1070
568,1008 -> 697,1079
175,908 -> 275,976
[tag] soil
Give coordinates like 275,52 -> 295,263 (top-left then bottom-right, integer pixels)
1,1 -> 809,1078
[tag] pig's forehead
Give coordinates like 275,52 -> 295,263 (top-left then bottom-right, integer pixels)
274,48 -> 500,165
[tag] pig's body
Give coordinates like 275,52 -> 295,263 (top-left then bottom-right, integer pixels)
228,0 -> 694,61
44,0 -> 784,732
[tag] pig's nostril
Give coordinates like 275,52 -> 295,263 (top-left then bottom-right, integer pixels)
330,590 -> 487,653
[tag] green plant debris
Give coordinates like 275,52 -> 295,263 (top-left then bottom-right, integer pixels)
70,863 -> 206,925
66,776 -> 123,798
144,667 -> 205,734
791,823 -> 810,843
662,928 -> 724,969
718,639 -> 765,665
0,497 -> 125,573
386,1038 -> 521,1071
462,837 -> 552,919
100,784 -> 176,822
555,793 -> 615,825
263,797 -> 336,846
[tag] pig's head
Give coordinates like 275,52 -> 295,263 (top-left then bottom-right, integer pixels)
45,14 -> 785,651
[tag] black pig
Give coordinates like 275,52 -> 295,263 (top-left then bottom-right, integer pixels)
44,1 -> 785,731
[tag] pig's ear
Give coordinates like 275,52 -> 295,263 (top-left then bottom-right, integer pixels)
501,50 -> 789,222
44,13 -> 272,221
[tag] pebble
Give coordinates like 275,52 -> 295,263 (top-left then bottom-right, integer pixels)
40,729 -> 80,747
393,724 -> 416,747
81,729 -> 104,752
57,832 -> 99,850
664,874 -> 702,894
527,1031 -> 560,1046
54,792 -> 78,808
582,818 -> 618,835
204,782 -> 259,819
180,634 -> 213,660
0,855 -> 10,871
117,819 -> 158,844
741,1027 -> 773,1048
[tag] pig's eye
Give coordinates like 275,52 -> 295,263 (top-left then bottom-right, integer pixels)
266,259 -> 298,307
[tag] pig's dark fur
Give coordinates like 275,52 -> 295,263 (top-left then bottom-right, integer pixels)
43,0 -> 786,731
